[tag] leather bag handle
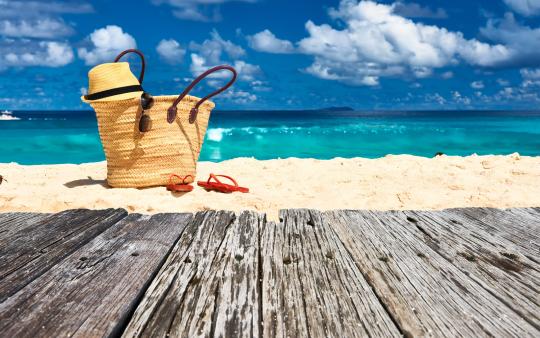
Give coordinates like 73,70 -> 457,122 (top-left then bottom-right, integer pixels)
114,49 -> 146,84
167,65 -> 237,124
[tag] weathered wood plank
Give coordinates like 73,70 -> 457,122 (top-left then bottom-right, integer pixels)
0,209 -> 127,302
123,211 -> 261,338
326,209 -> 539,337
445,208 -> 539,259
0,212 -> 191,338
399,209 -> 540,330
0,212 -> 51,241
261,209 -> 401,338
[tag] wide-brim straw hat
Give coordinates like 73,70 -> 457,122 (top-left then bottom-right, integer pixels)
81,62 -> 143,102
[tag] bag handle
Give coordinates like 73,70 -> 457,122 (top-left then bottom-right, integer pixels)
167,65 -> 237,124
114,49 -> 145,84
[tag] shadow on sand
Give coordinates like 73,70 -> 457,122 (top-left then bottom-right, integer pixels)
64,176 -> 109,188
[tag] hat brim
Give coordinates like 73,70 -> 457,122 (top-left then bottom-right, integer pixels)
81,90 -> 143,103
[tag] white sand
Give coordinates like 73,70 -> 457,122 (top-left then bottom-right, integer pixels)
1,154 -> 539,221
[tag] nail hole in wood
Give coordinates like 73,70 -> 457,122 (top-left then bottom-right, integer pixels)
131,252 -> 139,257
306,219 -> 315,226
283,256 -> 292,265
406,216 -> 418,223
79,257 -> 88,261
325,251 -> 334,259
417,252 -> 426,258
500,252 -> 519,261
184,257 -> 192,264
378,256 -> 390,263
450,219 -> 462,225
235,254 -> 244,261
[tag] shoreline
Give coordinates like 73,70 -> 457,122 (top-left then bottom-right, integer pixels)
1,154 -> 539,221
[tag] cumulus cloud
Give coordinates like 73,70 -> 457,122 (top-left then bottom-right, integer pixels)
248,30 -> 295,54
471,81 -> 485,89
481,12 -> 540,67
1,41 -> 73,69
0,1 -> 90,69
503,0 -> 540,17
296,0 -> 510,86
156,39 -> 185,64
393,2 -> 447,19
151,0 -> 257,22
77,25 -> 137,65
0,18 -> 74,38
221,89 -> 257,103
189,30 -> 261,81
519,67 -> 540,87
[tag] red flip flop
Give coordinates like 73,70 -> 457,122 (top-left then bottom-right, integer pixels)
167,174 -> 194,192
197,174 -> 249,193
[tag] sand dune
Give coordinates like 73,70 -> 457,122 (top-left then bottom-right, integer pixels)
1,154 -> 539,221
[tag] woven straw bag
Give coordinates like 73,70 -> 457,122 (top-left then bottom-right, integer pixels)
83,49 -> 236,188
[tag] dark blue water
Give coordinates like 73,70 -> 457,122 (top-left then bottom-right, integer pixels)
1,110 -> 539,164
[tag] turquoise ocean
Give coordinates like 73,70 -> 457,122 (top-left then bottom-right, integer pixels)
1,110 -> 539,165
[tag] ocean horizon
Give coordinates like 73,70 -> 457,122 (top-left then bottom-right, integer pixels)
1,109 -> 540,165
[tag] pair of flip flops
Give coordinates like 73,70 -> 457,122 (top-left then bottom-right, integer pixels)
166,173 -> 249,193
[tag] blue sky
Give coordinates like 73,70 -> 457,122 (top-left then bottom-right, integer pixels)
1,0 -> 540,110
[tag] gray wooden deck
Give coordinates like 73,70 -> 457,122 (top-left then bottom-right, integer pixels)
0,208 -> 538,337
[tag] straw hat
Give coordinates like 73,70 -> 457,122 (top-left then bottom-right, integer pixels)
81,62 -> 143,102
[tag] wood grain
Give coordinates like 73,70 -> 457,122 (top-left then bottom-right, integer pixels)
0,208 -> 127,302
0,212 -> 191,338
400,209 -> 540,330
445,208 -> 539,258
326,209 -> 539,337
0,212 -> 51,242
122,210 -> 262,338
261,209 -> 401,338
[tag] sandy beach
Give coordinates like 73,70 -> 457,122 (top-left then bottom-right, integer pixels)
1,154 -> 539,221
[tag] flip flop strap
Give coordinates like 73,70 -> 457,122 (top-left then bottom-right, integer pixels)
169,174 -> 193,185
208,174 -> 238,187
114,49 -> 146,84
167,65 -> 237,124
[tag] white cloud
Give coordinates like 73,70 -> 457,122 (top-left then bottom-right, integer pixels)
248,29 -> 295,54
151,0 -> 257,22
77,25 -> 137,65
0,1 -> 90,69
296,0 -> 510,86
520,68 -> 540,87
156,39 -> 185,64
221,89 -> 257,104
425,93 -> 446,105
189,30 -> 261,82
0,18 -> 74,38
393,2 -> 447,19
1,41 -> 73,68
471,81 -> 485,89
481,12 -> 540,67
0,1 -> 93,18
503,0 -> 540,17
452,91 -> 471,105
521,68 -> 540,79
441,71 -> 454,79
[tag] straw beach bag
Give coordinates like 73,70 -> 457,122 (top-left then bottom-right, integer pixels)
82,49 -> 236,188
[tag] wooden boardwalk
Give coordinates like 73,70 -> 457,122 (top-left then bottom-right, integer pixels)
0,207 -> 538,337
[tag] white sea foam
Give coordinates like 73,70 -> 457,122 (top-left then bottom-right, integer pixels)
0,110 -> 20,121
206,128 -> 232,142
